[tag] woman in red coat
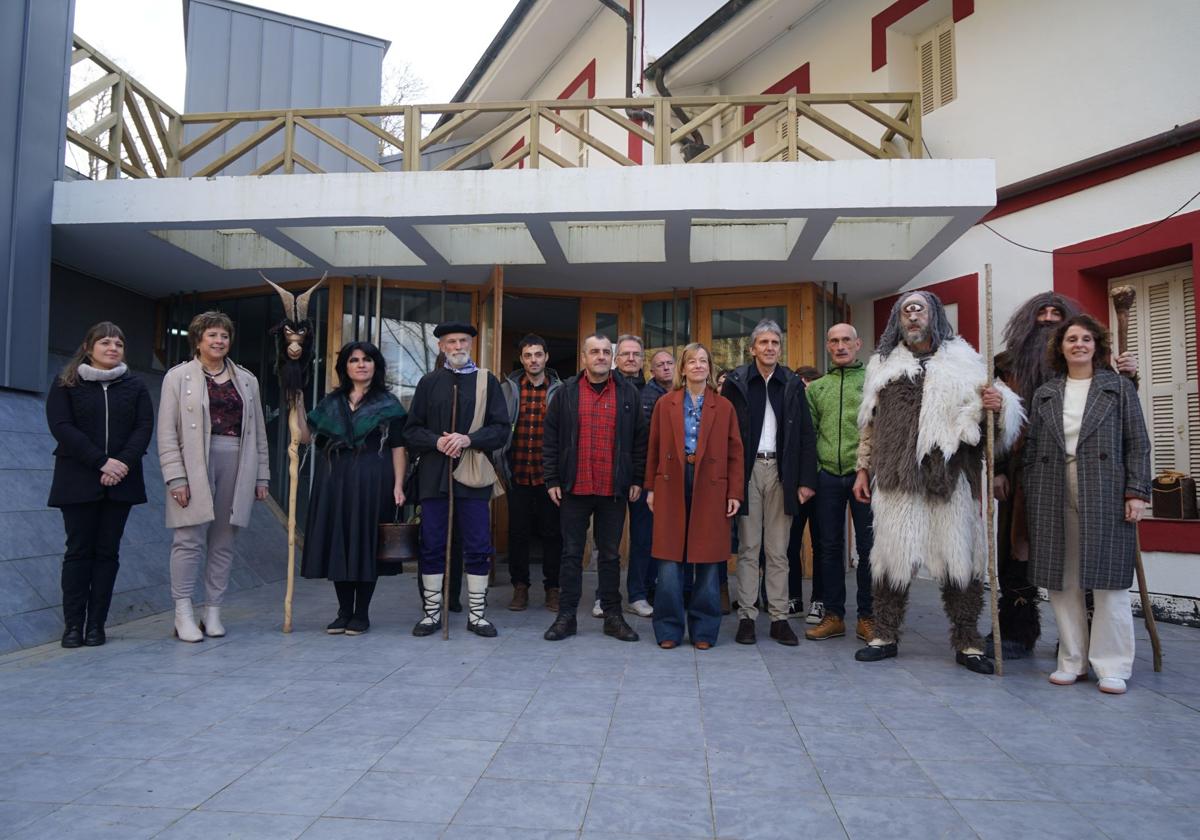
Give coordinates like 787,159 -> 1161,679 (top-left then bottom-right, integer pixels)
645,343 -> 744,649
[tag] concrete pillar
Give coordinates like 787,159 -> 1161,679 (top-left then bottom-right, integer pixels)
0,0 -> 75,391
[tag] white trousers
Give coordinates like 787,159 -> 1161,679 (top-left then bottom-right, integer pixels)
1047,462 -> 1135,679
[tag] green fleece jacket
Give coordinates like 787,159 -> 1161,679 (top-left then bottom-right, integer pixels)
805,362 -> 865,476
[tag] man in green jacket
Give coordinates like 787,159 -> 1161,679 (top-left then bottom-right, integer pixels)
803,323 -> 874,643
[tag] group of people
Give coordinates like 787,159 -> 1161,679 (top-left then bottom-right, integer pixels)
46,288 -> 1151,692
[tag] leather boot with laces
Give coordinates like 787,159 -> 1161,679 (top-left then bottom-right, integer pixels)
466,573 -> 498,637
544,613 -> 577,641
413,574 -> 444,637
805,614 -> 846,641
603,613 -> 639,642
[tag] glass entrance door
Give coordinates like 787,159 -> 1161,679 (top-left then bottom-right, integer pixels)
697,291 -> 794,374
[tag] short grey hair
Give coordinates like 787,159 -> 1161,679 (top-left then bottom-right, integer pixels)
615,334 -> 644,352
750,319 -> 783,343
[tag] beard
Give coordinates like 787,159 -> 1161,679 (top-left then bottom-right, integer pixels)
446,349 -> 470,368
902,322 -> 930,348
1010,320 -> 1059,404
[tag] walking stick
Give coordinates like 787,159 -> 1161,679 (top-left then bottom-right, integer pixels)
984,265 -> 1003,675
283,397 -> 300,633
1110,285 -> 1163,672
443,383 -> 458,641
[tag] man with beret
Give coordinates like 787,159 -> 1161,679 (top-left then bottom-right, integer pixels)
405,322 -> 510,637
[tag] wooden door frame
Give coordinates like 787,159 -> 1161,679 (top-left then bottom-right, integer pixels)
695,285 -> 811,370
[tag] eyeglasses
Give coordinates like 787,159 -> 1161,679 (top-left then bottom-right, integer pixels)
617,351 -> 643,359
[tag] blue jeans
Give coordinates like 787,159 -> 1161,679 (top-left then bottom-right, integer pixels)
626,495 -> 656,602
814,470 -> 873,619
653,560 -> 721,645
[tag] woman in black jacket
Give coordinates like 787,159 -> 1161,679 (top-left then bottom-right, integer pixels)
45,322 -> 153,647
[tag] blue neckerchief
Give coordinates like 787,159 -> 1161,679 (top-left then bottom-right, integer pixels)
445,359 -> 479,375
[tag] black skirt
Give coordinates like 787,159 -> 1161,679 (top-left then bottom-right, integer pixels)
301,429 -> 399,582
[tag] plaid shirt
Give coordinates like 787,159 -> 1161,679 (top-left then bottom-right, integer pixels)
573,376 -> 616,497
511,375 -> 549,486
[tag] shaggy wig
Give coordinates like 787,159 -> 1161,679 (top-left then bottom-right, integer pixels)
1046,313 -> 1112,376
875,291 -> 955,359
1002,292 -> 1081,406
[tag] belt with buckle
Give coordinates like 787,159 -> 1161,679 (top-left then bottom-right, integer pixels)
685,453 -> 697,464
756,451 -> 776,460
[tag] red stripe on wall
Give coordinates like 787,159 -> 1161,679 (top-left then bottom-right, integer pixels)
871,0 -> 974,71
553,58 -> 598,133
628,116 -> 643,164
503,136 -> 525,170
743,63 -> 810,148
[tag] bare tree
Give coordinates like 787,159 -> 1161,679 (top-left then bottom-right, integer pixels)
379,60 -> 428,156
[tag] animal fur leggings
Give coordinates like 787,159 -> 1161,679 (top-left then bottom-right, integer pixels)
870,578 -> 985,651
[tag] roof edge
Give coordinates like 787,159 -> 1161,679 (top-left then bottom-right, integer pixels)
446,0 -> 540,106
643,0 -> 758,81
182,0 -> 391,51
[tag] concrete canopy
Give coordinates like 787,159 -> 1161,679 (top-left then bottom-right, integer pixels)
51,158 -> 995,299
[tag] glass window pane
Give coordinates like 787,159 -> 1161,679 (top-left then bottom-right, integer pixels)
642,299 -> 691,376
594,312 -> 618,342
710,305 -> 787,375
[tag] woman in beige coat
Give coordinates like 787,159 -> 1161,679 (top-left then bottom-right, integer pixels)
158,311 -> 269,641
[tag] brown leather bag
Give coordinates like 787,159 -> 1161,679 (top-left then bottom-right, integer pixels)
1151,470 -> 1198,520
378,506 -> 419,573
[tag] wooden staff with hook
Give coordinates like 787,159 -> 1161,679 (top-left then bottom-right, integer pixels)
984,264 -> 1004,675
443,383 -> 457,641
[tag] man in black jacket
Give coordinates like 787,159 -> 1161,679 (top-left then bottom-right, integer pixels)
721,319 -> 817,646
405,322 -> 509,638
543,333 -> 648,643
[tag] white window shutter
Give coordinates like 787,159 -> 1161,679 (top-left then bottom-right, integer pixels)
937,22 -> 956,106
917,19 -> 955,114
918,37 -> 935,115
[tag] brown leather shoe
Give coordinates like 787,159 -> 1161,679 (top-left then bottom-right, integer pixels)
855,617 -> 875,642
508,583 -> 529,611
544,587 -> 560,613
805,614 -> 846,641
769,619 -> 800,646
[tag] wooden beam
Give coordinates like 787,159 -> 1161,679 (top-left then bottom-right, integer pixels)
124,89 -> 165,177
252,151 -> 285,176
68,72 -> 118,111
79,111 -> 119,142
494,144 -> 530,170
346,112 -> 405,151
687,101 -> 786,164
849,98 -> 913,141
292,152 -> 325,174
594,105 -> 654,142
283,112 -> 295,174
192,116 -> 285,177
669,102 -> 727,145
794,101 -> 884,159
419,109 -> 480,150
106,75 -> 127,179
176,119 -> 238,162
528,104 -> 540,168
541,108 -> 635,166
434,108 -> 529,172
538,146 -> 575,169
654,99 -> 668,165
404,105 -> 420,171
293,115 -> 386,172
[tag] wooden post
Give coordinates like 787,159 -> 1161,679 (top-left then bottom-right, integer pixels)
984,265 -> 1003,675
444,384 -> 458,640
283,399 -> 300,633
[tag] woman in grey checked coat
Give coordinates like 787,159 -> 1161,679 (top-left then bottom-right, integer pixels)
1024,314 -> 1151,695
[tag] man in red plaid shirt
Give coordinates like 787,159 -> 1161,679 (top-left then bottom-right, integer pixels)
497,334 -> 563,612
542,334 -> 648,642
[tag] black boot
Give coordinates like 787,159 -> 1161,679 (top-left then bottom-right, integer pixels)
855,641 -> 898,661
61,625 -> 83,648
346,582 -> 375,636
328,582 -> 355,634
603,613 -> 639,642
83,625 -> 106,646
544,614 -> 577,641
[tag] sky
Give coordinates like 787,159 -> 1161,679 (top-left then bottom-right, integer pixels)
72,0 -> 524,110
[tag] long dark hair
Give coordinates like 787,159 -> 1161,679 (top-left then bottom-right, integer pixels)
333,341 -> 387,395
1046,313 -> 1113,376
58,321 -> 126,387
1002,292 -> 1081,405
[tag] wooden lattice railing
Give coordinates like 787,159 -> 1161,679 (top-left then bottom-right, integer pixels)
65,35 -> 923,179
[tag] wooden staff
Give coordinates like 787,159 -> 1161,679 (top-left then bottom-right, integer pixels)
283,397 -> 300,633
1110,285 -> 1163,672
984,264 -> 1003,675
443,383 -> 458,640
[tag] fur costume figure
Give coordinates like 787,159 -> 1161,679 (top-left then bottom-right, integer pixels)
854,291 -> 1022,673
261,272 -> 326,404
991,292 -> 1080,657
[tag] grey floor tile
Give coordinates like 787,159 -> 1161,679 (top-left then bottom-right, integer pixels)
0,754 -> 142,804
484,742 -> 602,783
1073,804 -> 1200,840
326,771 -> 476,823
154,810 -> 315,839
260,731 -> 401,770
585,784 -> 714,836
920,759 -> 1061,801
813,756 -> 939,798
712,789 -> 845,840
607,717 -> 706,749
441,828 -> 578,840
452,778 -> 591,831
952,800 -> 1104,840
832,793 -> 977,840
297,817 -> 444,839
375,735 -> 501,777
707,747 -> 822,792
1144,766 -> 1200,805
201,763 -> 364,816
0,801 -> 58,838
79,759 -> 256,809
507,713 -> 612,746
1032,763 -> 1179,806
169,729 -> 298,763
596,746 -> 708,789
890,727 -> 1012,762
437,686 -> 535,714
51,722 -> 202,760
7,804 -> 186,840
797,724 -> 907,758
415,708 -> 519,741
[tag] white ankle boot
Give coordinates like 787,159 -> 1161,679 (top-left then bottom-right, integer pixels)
174,599 -> 203,643
466,574 -> 497,637
200,605 -> 225,638
413,574 -> 443,636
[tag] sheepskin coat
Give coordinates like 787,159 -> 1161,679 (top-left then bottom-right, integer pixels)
1024,370 -> 1151,591
157,359 -> 270,529
858,337 -> 1023,589
643,387 -> 744,564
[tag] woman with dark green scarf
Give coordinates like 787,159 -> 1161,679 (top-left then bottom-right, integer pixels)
298,341 -> 407,634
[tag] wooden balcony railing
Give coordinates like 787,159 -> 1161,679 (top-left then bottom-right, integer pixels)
66,35 -> 923,180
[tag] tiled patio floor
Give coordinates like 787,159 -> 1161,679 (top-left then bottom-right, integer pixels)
0,572 -> 1197,839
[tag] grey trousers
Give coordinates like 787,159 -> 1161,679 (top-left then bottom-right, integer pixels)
169,435 -> 241,605
736,458 -> 792,621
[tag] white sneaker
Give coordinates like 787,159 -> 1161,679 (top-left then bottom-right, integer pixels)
1098,677 -> 1127,694
785,598 -> 803,619
806,601 -> 825,625
626,599 -> 653,618
1049,670 -> 1083,685
592,599 -> 604,618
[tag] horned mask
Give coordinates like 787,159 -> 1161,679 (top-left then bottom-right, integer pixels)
261,271 -> 326,403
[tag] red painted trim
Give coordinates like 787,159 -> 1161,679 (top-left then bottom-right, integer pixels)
871,0 -> 974,71
553,58 -> 597,133
628,116 -> 643,165
1140,519 -> 1200,552
502,136 -> 525,170
872,273 -> 980,348
743,63 -> 810,148
983,138 -> 1200,222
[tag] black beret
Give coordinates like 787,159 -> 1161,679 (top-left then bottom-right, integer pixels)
433,321 -> 478,338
